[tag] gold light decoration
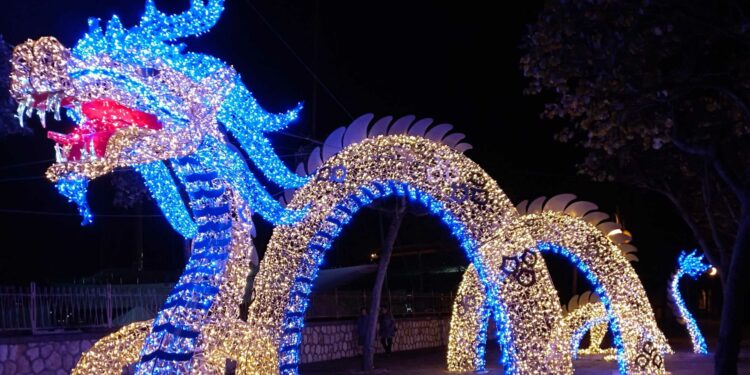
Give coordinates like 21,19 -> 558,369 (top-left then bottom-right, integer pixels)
448,195 -> 672,374
72,321 -> 151,374
248,134 -> 571,374
555,292 -> 615,359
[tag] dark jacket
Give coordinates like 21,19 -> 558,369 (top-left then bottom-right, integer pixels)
379,313 -> 396,338
356,315 -> 368,344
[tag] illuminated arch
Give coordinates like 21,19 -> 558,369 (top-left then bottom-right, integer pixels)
557,292 -> 614,359
448,195 -> 671,374
247,120 -> 572,374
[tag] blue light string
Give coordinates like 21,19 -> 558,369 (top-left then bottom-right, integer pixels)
195,137 -> 307,225
134,161 -> 198,239
671,250 -> 710,354
570,314 -> 610,359
536,242 -> 629,374
54,175 -> 93,225
135,155 -> 232,375
276,180 -> 517,375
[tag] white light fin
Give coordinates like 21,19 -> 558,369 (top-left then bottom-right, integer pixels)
342,114 -> 373,148
582,211 -> 610,226
564,201 -> 598,217
516,200 -> 530,215
388,115 -> 415,135
425,123 -> 453,141
527,196 -> 547,214
408,118 -> 433,136
306,146 -> 323,174
368,116 -> 393,138
543,194 -> 577,213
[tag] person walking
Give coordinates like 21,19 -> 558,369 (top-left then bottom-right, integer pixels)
379,306 -> 396,355
356,307 -> 368,351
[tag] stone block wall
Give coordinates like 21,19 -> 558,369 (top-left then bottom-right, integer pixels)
300,316 -> 450,363
0,337 -> 96,375
0,316 -> 450,373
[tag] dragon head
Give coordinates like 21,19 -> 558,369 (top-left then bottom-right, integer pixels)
8,1 -> 241,223
677,250 -> 711,279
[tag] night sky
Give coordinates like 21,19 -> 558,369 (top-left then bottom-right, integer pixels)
0,1 -> 700,305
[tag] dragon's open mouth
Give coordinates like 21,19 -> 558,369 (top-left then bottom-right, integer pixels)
28,96 -> 162,163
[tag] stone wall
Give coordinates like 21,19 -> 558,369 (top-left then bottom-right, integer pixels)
0,316 -> 450,373
0,335 -> 96,375
300,316 -> 450,363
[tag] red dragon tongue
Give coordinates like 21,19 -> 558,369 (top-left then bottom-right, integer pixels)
81,99 -> 162,132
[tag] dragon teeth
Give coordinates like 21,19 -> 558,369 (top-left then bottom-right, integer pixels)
54,144 -> 67,163
37,108 -> 46,128
16,103 -> 26,128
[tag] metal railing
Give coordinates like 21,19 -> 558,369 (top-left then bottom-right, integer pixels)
305,290 -> 454,319
0,283 -> 454,333
0,283 -> 172,333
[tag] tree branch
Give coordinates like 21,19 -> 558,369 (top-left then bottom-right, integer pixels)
702,163 -> 730,270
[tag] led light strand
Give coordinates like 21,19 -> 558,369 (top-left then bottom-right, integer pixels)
249,135 -> 570,375
134,161 -> 198,238
669,250 -> 710,354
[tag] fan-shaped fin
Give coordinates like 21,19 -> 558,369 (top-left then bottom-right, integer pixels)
582,211 -> 610,226
424,124 -> 453,141
597,222 -> 622,237
408,118 -> 433,136
306,146 -> 323,174
579,291 -> 592,306
516,200 -> 530,215
284,189 -> 295,204
322,127 -> 346,161
543,194 -> 577,213
388,115 -> 416,135
564,201 -> 598,217
619,244 -> 638,255
527,196 -> 547,214
368,116 -> 393,137
625,254 -> 639,262
343,114 -> 373,148
609,233 -> 632,245
442,133 -> 466,148
295,163 -> 306,177
567,295 -> 579,312
454,143 -> 473,153
589,293 -> 601,304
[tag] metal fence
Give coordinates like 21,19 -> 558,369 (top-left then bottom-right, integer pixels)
305,290 -> 454,319
0,283 -> 172,333
0,283 -> 454,333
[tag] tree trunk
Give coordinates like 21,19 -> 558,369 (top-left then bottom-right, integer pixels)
363,200 -> 405,371
715,209 -> 750,374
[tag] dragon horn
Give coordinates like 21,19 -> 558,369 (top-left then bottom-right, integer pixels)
139,0 -> 225,41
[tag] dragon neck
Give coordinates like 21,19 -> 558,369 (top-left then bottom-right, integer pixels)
134,154 -> 254,374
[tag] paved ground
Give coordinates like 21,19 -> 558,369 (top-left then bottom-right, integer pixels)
300,340 -> 750,374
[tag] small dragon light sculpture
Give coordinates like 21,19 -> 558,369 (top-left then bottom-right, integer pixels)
668,250 -> 711,354
9,0 -> 308,373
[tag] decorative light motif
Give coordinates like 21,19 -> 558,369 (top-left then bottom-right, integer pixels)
10,0 -> 674,373
134,161 -> 197,238
54,174 -> 93,225
448,205 -> 671,374
556,299 -> 613,359
447,264 -> 490,372
668,250 -> 711,354
249,135 -> 571,375
9,0 -> 308,373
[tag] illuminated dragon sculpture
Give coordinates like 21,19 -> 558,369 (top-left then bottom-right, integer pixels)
9,0 -> 308,373
668,250 -> 712,354
10,1 -> 673,374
